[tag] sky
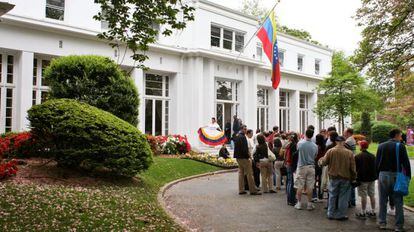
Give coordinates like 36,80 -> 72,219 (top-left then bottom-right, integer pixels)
209,0 -> 362,55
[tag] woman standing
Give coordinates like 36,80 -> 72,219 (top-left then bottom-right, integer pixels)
254,134 -> 275,193
314,134 -> 327,200
285,133 -> 299,205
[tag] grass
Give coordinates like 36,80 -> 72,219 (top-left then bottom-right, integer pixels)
405,181 -> 414,207
0,157 -> 221,231
367,143 -> 414,158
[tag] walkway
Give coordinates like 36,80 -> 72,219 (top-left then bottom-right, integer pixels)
163,172 -> 414,232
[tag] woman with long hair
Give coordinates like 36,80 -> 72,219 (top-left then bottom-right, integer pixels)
285,132 -> 299,205
254,134 -> 276,193
314,133 -> 327,200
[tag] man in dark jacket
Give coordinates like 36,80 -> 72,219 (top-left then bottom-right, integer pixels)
234,125 -> 260,195
232,115 -> 241,136
376,129 -> 411,231
355,140 -> 377,219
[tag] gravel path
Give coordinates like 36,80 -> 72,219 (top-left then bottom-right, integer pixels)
163,171 -> 414,232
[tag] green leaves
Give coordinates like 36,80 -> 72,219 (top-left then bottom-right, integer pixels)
354,0 -> 414,95
44,55 -> 140,126
94,0 -> 195,68
28,99 -> 153,177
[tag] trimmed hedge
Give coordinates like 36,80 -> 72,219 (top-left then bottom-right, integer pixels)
28,99 -> 152,177
44,55 -> 139,126
372,121 -> 399,143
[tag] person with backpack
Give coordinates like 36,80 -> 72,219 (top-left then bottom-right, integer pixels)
376,129 -> 411,231
254,134 -> 276,193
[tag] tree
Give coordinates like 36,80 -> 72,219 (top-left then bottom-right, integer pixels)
360,111 -> 371,140
315,52 -> 366,132
353,0 -> 414,95
240,0 -> 267,22
44,55 -> 140,126
278,26 -> 322,46
94,0 -> 195,68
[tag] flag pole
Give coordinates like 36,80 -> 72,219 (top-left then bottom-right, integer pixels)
234,0 -> 281,62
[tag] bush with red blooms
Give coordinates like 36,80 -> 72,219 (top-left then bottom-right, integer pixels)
0,159 -> 18,180
146,135 -> 191,155
0,132 -> 35,159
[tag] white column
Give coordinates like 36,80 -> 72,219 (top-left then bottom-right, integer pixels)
270,87 -> 280,130
310,91 -> 319,132
16,51 -> 34,131
173,55 -> 185,135
131,68 -> 145,132
203,59 -> 215,124
291,90 -> 300,132
241,66 -> 256,129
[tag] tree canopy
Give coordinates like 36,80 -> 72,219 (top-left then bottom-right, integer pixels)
315,52 -> 382,132
94,0 -> 195,68
353,0 -> 414,94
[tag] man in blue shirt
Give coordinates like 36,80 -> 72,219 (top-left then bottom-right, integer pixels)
295,129 -> 318,210
376,129 -> 411,231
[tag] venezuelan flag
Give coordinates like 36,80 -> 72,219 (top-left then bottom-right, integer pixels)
257,11 -> 281,89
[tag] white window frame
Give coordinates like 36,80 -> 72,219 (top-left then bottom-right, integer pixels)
299,93 -> 310,134
0,53 -> 16,133
315,59 -> 321,75
144,73 -> 170,136
210,24 -> 245,52
46,0 -> 65,21
215,79 -> 239,130
279,50 -> 285,67
297,54 -> 304,72
32,57 -> 51,106
256,43 -> 263,61
279,90 -> 291,132
257,87 -> 269,132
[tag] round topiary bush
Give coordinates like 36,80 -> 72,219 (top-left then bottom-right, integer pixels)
28,99 -> 153,177
44,55 -> 139,126
353,121 -> 362,134
371,121 -> 399,143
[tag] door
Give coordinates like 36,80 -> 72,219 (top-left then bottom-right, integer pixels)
145,99 -> 163,135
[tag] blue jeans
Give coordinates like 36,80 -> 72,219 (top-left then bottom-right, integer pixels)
378,172 -> 404,229
328,178 -> 351,219
286,166 -> 296,205
350,186 -> 356,206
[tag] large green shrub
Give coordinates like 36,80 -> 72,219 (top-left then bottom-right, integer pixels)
360,111 -> 372,140
44,55 -> 139,126
353,121 -> 362,134
28,99 -> 152,177
372,121 -> 399,143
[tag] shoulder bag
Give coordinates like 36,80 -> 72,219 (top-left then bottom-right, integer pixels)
394,142 -> 410,196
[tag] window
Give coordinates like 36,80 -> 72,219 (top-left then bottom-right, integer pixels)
256,43 -> 263,60
299,93 -> 309,134
46,0 -> 65,20
279,51 -> 285,67
0,54 -> 15,133
297,55 -> 304,71
279,90 -> 290,132
144,73 -> 170,135
235,32 -> 244,52
216,80 -> 233,101
32,58 -> 50,106
257,88 -> 269,132
223,29 -> 233,50
210,24 -> 244,52
211,25 -> 221,47
315,59 -> 320,75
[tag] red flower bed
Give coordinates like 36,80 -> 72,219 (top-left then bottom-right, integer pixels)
0,132 -> 34,159
0,159 -> 18,179
146,134 -> 191,155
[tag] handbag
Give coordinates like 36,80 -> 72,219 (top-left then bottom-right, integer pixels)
268,147 -> 276,162
394,143 -> 410,196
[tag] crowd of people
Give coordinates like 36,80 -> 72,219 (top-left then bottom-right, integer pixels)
226,115 -> 411,232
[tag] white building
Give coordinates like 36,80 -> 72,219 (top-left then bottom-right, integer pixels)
0,0 -> 339,147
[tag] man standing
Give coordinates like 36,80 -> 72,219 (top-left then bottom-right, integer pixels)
234,125 -> 261,195
294,129 -> 318,210
355,140 -> 377,219
344,128 -> 357,207
232,115 -> 241,136
267,126 -> 279,151
376,129 -> 411,231
319,136 -> 356,220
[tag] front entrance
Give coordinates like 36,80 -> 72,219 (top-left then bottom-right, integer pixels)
216,102 -> 234,131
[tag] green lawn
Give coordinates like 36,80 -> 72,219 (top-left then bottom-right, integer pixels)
405,181 -> 414,207
0,157 -> 221,231
367,143 -> 414,158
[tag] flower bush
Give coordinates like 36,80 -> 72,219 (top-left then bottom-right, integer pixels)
183,153 -> 238,169
0,159 -> 18,179
147,135 -> 191,155
0,132 -> 35,159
